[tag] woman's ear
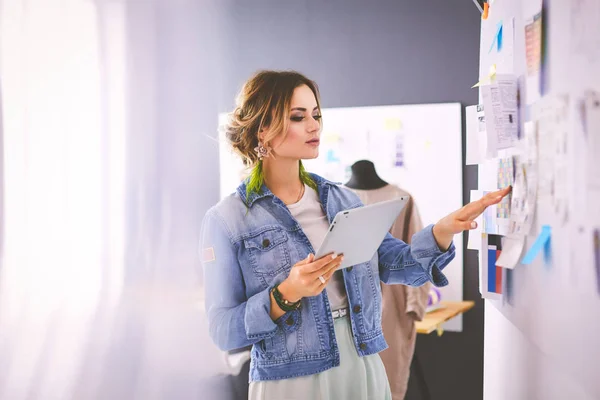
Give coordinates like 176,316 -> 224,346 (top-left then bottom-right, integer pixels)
258,126 -> 270,143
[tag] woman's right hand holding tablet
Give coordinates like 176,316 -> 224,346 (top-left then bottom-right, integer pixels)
278,253 -> 344,303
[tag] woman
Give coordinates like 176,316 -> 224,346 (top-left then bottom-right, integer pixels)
201,70 -> 509,399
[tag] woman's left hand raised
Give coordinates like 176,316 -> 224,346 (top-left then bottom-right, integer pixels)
432,186 -> 512,250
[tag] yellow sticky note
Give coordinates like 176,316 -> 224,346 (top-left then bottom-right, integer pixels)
472,64 -> 497,88
384,118 -> 402,131
322,131 -> 341,144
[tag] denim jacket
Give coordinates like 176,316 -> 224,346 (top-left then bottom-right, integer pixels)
200,173 -> 455,382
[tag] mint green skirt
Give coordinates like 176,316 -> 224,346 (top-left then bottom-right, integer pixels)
248,316 -> 392,400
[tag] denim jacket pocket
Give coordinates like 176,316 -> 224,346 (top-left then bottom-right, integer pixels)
275,309 -> 301,333
257,327 -> 289,360
244,226 -> 291,276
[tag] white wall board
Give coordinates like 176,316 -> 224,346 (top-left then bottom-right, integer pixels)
477,0 -> 600,398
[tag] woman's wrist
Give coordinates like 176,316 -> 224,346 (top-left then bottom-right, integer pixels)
432,222 -> 453,252
278,279 -> 301,303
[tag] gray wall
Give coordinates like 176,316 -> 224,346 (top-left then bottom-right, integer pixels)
216,1 -> 483,399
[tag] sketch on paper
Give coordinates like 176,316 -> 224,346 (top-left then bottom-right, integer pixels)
524,11 -> 542,103
497,157 -> 515,219
570,0 -> 600,62
584,92 -> 600,192
534,94 -> 570,224
525,12 -> 542,75
509,162 -> 536,237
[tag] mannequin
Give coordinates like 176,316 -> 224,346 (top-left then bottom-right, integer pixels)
345,159 -> 430,400
345,160 -> 388,190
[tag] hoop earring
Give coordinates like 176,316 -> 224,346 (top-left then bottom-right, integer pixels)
254,142 -> 271,160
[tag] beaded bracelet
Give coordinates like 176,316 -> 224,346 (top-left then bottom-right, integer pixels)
272,283 -> 301,312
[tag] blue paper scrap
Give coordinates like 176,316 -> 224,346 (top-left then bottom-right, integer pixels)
326,149 -> 340,163
488,21 -> 504,53
497,24 -> 503,51
521,225 -> 552,265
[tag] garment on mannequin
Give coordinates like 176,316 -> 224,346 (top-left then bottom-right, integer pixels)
344,160 -> 388,190
346,168 -> 430,400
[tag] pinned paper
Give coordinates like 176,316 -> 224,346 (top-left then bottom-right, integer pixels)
533,94 -> 570,224
594,229 -> 600,295
497,157 -> 515,220
508,155 -> 537,237
465,105 -> 487,165
521,225 -> 552,265
583,91 -> 600,222
482,75 -> 519,152
525,10 -> 543,104
480,233 -> 503,299
487,239 -> 503,293
468,190 -> 484,250
482,190 -> 500,235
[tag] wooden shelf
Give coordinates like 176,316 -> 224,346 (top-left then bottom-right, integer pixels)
415,300 -> 475,335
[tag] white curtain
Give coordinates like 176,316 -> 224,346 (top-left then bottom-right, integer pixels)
0,0 -> 127,398
0,1 -> 229,399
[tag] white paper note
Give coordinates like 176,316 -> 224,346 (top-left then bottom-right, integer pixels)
569,0 -> 600,63
466,105 -> 487,165
496,236 -> 525,269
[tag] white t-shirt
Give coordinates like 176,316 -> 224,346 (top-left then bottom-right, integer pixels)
286,185 -> 348,310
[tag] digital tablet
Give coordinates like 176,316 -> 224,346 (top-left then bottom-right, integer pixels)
314,197 -> 409,270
